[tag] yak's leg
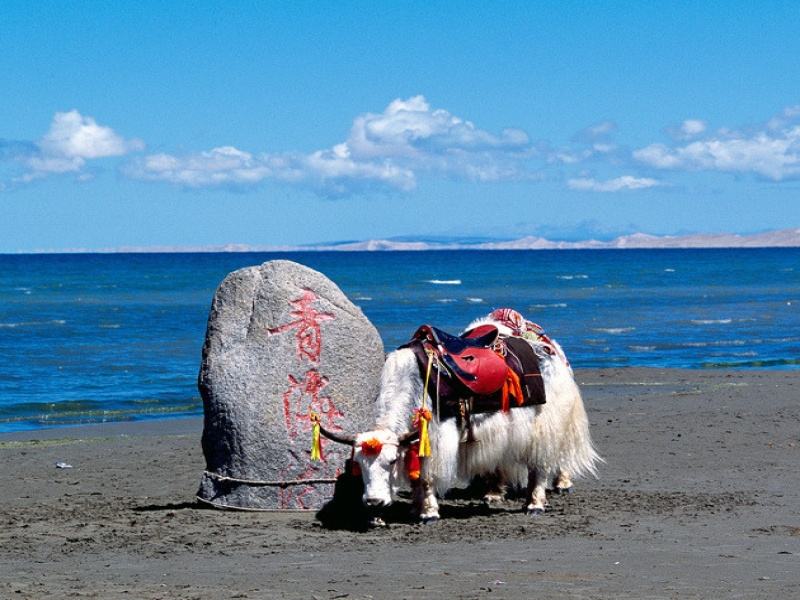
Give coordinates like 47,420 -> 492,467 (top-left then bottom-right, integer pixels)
525,468 -> 548,516
482,470 -> 507,504
553,469 -> 573,494
412,477 -> 440,523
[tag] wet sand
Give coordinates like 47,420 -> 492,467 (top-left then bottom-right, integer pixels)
1,368 -> 798,599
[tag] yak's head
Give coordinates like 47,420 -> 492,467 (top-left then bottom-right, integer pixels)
319,426 -> 417,508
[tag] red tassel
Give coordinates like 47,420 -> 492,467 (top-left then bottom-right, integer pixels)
501,368 -> 523,412
405,443 -> 421,481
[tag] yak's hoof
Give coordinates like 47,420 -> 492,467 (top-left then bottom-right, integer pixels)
368,516 -> 387,528
555,487 -> 573,495
526,507 -> 545,517
421,516 -> 440,525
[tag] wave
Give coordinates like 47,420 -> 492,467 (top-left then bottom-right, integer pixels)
592,327 -> 635,334
466,297 -> 484,303
0,397 -> 202,428
629,345 -> 656,352
702,357 -> 800,369
427,279 -> 462,285
691,319 -> 733,325
679,339 -> 747,348
0,319 -> 66,328
436,298 -> 457,303
557,274 -> 589,280
530,303 -> 568,309
664,268 -> 676,272
353,295 -> 372,301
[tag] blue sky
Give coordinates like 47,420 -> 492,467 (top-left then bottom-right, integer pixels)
2,1 -> 800,252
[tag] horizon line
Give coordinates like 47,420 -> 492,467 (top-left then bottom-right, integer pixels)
5,227 -> 800,255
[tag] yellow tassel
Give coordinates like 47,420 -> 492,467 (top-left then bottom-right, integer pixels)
415,350 -> 435,458
310,412 -> 322,461
418,411 -> 431,457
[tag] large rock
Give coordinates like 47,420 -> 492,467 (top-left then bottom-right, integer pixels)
196,260 -> 384,510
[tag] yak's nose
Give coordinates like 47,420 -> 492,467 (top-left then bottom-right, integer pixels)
364,497 -> 387,508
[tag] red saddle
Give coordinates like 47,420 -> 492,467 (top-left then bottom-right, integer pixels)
410,324 -> 508,396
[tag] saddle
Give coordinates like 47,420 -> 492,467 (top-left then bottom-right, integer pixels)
402,323 -> 546,421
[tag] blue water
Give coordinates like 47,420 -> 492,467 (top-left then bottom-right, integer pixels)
1,249 -> 798,432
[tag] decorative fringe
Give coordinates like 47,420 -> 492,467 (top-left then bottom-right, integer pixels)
405,443 -> 421,481
413,408 -> 432,457
500,368 -> 523,412
361,437 -> 384,456
413,349 -> 435,458
309,411 -> 322,461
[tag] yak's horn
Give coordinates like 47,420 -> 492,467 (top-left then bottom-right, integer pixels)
398,430 -> 420,446
318,425 -> 356,446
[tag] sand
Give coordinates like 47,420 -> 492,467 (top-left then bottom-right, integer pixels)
1,368 -> 798,599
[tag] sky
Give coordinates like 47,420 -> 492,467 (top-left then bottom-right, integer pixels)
2,1 -> 800,252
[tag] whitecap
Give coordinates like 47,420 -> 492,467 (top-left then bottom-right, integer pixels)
691,319 -> 732,325
466,297 -> 484,303
99,324 -> 121,329
530,303 -> 568,309
557,274 -> 589,280
592,327 -> 635,334
427,279 -> 462,285
436,298 -> 457,303
353,296 -> 372,301
664,268 -> 676,272
629,345 -> 655,352
0,319 -> 66,328
681,339 -> 746,348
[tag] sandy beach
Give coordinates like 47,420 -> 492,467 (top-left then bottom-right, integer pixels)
2,367 -> 798,599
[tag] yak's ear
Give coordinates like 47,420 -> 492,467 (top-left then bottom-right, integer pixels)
398,430 -> 420,447
318,425 -> 356,447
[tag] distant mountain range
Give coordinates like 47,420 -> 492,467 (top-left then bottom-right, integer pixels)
318,228 -> 800,251
23,228 -> 800,253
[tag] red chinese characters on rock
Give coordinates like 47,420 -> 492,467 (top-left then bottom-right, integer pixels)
267,289 -> 343,508
267,289 -> 334,364
281,369 -> 343,439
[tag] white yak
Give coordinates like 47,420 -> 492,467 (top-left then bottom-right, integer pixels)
319,309 -> 601,523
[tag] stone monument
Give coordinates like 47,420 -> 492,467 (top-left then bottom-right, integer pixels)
196,260 -> 384,510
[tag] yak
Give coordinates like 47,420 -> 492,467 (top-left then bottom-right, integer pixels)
319,309 -> 601,524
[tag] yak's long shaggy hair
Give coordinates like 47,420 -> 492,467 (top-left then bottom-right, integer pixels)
373,316 -> 602,496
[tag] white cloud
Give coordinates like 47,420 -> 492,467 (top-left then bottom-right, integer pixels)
631,143 -> 683,169
767,105 -> 800,131
129,147 -> 276,187
567,175 -> 660,192
679,119 -> 707,138
635,106 -> 800,180
127,143 -> 416,193
634,126 -> 800,180
346,95 -> 529,159
585,121 -> 617,139
553,121 -> 619,165
39,110 -> 143,160
18,110 -> 144,180
128,96 -> 533,193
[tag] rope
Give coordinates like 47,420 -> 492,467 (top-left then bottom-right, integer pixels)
435,359 -> 441,425
195,496 -> 315,512
421,349 -> 434,410
202,470 -> 336,487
